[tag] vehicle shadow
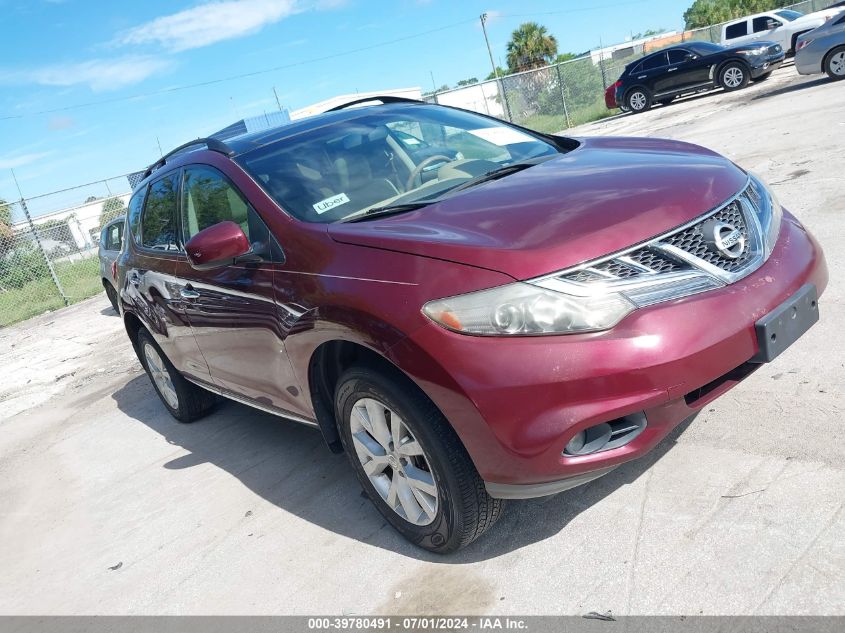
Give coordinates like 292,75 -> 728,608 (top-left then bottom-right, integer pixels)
750,76 -> 832,101
112,374 -> 697,563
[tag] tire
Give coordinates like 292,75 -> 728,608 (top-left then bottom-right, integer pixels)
626,87 -> 652,113
137,329 -> 216,423
825,46 -> 845,80
104,282 -> 119,313
719,62 -> 750,91
334,366 -> 504,553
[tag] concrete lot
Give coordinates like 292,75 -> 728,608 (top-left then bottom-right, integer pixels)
0,64 -> 843,615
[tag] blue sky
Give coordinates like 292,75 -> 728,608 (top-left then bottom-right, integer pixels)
0,0 -> 688,212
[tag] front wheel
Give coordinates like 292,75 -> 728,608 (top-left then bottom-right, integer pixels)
626,88 -> 651,113
335,366 -> 504,553
719,62 -> 749,91
825,46 -> 845,80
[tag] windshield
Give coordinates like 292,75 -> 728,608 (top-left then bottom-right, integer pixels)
689,41 -> 724,55
236,105 -> 565,223
775,10 -> 802,21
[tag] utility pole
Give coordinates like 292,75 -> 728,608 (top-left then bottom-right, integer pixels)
480,13 -> 511,122
273,86 -> 283,112
11,169 -> 68,306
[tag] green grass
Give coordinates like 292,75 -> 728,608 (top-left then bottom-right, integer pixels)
0,256 -> 104,328
519,102 -> 619,134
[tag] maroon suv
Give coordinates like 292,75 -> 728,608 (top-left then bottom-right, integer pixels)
117,98 -> 826,553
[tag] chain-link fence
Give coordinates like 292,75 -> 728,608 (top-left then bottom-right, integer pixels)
427,0 -> 837,132
0,177 -> 132,327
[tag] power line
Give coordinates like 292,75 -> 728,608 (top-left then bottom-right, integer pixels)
0,17 -> 477,121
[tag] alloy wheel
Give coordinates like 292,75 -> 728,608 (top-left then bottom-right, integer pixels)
723,67 -> 744,88
830,51 -> 845,76
629,91 -> 647,111
349,397 -> 438,526
143,342 -> 179,409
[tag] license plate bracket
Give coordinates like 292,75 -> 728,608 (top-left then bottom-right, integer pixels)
751,284 -> 819,363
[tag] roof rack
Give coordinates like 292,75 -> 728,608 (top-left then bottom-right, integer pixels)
325,95 -> 423,112
141,137 -> 235,181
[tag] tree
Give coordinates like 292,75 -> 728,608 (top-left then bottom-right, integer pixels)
554,52 -> 577,64
683,0 -> 789,29
1,198 -> 13,258
456,77 -> 479,87
506,22 -> 559,73
100,196 -> 127,226
485,66 -> 508,80
630,28 -> 668,40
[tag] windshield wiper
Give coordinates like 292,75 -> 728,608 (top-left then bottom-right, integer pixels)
342,202 -> 431,223
442,155 -> 556,195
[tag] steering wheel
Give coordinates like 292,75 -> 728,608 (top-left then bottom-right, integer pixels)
405,154 -> 455,192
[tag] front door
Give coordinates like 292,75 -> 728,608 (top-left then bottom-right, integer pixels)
172,164 -> 304,415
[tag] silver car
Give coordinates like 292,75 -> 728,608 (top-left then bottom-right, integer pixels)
98,216 -> 124,312
795,9 -> 845,79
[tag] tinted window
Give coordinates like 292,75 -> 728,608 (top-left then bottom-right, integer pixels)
753,16 -> 781,32
641,52 -> 668,70
836,13 -> 845,26
775,10 -> 802,21
725,21 -> 749,39
181,165 -> 280,261
668,49 -> 692,64
127,188 -> 147,244
141,173 -> 180,251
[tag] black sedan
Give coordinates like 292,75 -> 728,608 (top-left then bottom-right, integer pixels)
613,40 -> 785,114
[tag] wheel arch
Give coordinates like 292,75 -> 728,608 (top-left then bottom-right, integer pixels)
715,58 -> 750,86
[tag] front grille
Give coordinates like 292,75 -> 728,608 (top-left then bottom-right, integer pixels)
661,199 -> 754,273
563,248 -> 683,283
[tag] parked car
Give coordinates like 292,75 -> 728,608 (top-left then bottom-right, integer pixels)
613,41 -> 784,114
720,8 -> 842,54
98,216 -> 124,312
603,83 -> 629,112
117,98 -> 826,553
795,9 -> 845,79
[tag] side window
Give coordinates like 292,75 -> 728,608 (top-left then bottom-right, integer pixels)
641,53 -> 668,71
141,173 -> 180,251
668,49 -> 691,65
127,188 -> 147,244
181,165 -> 281,262
100,226 -> 109,249
753,16 -> 780,32
106,224 -> 121,250
725,21 -> 748,39
836,14 -> 845,26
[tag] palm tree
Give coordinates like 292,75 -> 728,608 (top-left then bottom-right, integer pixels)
506,22 -> 559,73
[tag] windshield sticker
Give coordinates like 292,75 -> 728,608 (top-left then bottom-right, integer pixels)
313,193 -> 350,214
468,127 -> 536,146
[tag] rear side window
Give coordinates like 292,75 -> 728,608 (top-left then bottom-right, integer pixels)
141,173 -> 180,251
725,21 -> 748,39
836,14 -> 845,26
641,53 -> 668,71
753,16 -> 780,32
668,49 -> 691,64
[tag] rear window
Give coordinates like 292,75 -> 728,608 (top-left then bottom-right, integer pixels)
775,10 -> 802,21
725,21 -> 748,39
127,188 -> 147,244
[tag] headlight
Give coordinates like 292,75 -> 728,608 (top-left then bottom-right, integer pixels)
748,174 -> 783,257
738,46 -> 768,56
422,282 -> 635,336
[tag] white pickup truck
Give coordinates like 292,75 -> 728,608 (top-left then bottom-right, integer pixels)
720,8 -> 841,54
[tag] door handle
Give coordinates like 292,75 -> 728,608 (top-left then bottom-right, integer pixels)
667,67 -> 678,72
180,288 -> 201,299
638,75 -> 647,79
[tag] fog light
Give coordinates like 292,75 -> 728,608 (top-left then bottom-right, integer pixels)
564,430 -> 586,454
563,413 -> 647,456
563,423 -> 612,456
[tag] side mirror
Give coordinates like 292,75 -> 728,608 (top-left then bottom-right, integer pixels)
686,53 -> 698,61
185,221 -> 251,270
767,20 -> 779,29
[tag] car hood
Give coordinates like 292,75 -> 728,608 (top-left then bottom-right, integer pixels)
327,136 -> 749,280
725,40 -> 780,52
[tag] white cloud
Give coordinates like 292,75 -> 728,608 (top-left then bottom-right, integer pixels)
0,56 -> 172,91
118,0 -> 300,52
0,152 -> 53,169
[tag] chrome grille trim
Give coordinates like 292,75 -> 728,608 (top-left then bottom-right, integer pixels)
534,176 -> 774,297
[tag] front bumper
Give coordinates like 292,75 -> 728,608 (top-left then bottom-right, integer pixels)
749,53 -> 784,78
392,213 -> 827,497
